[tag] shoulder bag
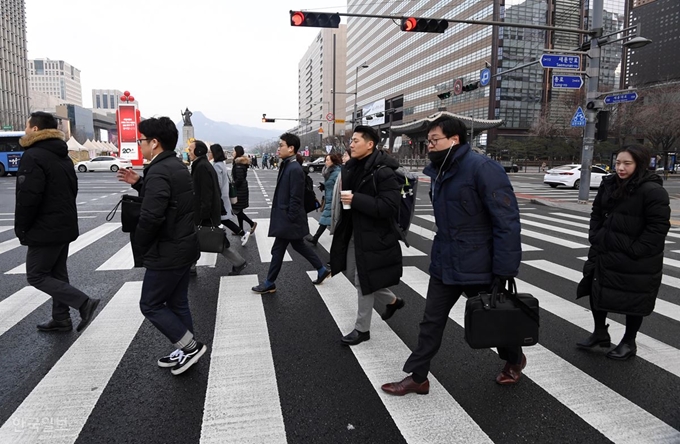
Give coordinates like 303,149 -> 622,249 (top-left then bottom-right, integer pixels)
196,225 -> 226,253
106,194 -> 144,233
228,173 -> 238,204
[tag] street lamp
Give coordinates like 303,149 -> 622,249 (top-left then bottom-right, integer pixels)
577,8 -> 652,203
353,63 -> 369,126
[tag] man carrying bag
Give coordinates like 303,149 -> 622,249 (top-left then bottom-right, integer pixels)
381,115 -> 524,396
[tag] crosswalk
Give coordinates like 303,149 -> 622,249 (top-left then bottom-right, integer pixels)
1,202 -> 679,442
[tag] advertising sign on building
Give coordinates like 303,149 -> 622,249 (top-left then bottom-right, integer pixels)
362,98 -> 386,126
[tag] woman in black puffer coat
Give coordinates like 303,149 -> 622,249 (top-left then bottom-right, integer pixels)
576,145 -> 670,360
231,145 -> 257,245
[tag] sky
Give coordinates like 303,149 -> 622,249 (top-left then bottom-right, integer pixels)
25,0 -> 348,131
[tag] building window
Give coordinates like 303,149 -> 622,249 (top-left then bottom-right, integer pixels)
103,95 -> 108,108
96,95 -> 100,108
110,95 -> 115,108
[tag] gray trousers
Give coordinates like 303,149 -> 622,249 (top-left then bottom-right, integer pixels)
347,236 -> 396,332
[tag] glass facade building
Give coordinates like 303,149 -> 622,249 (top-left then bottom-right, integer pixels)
0,0 -> 30,131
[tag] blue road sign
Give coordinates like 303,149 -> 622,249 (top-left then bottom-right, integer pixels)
552,75 -> 583,89
540,54 -> 580,70
571,106 -> 586,127
604,92 -> 638,105
479,68 -> 491,87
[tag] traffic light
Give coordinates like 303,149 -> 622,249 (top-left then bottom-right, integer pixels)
462,82 -> 480,92
595,110 -> 609,142
400,17 -> 448,33
437,91 -> 451,100
262,114 -> 275,123
290,11 -> 340,28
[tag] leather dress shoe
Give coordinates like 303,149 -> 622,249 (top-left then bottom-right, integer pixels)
340,329 -> 370,346
381,375 -> 430,396
312,268 -> 331,285
381,298 -> 405,320
576,324 -> 611,349
496,353 -> 527,385
606,340 -> 637,360
77,298 -> 101,332
252,282 -> 277,294
37,318 -> 73,332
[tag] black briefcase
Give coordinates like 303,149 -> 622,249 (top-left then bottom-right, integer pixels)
464,279 -> 539,349
106,194 -> 143,233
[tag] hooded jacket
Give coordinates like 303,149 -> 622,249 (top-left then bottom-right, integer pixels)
232,155 -> 251,211
578,172 -> 670,316
423,143 -> 521,285
14,129 -> 79,246
330,149 -> 402,295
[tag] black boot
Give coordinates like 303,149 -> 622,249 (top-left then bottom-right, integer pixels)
607,340 -> 637,360
576,324 -> 611,349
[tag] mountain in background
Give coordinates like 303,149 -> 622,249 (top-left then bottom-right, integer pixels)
175,111 -> 282,148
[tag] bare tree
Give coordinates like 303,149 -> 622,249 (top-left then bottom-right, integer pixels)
635,83 -> 680,168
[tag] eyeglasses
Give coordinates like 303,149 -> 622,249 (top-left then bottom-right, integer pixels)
137,138 -> 150,144
427,136 -> 448,146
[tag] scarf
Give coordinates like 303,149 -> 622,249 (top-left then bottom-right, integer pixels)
428,145 -> 458,169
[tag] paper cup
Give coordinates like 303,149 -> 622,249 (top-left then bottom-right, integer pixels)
341,190 -> 351,209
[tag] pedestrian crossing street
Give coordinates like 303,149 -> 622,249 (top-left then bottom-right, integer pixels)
1,202 -> 680,443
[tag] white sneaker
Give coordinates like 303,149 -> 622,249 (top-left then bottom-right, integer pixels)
241,231 -> 251,246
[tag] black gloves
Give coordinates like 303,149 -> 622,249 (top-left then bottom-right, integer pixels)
318,182 -> 325,192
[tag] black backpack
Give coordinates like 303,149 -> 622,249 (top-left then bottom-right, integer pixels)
374,165 -> 419,247
304,172 -> 320,213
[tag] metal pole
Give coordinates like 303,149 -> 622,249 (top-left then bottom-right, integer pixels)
353,66 -> 359,127
332,34 -> 336,138
577,0 -> 602,203
470,115 -> 474,149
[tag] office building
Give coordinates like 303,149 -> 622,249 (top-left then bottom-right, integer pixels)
295,25 -> 347,148
0,0 -> 30,131
28,58 -> 82,106
624,0 -> 680,87
92,89 -> 136,111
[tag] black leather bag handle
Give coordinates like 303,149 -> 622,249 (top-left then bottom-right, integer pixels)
490,278 -> 540,325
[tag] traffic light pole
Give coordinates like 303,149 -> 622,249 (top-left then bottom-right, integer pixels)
577,0 -> 603,203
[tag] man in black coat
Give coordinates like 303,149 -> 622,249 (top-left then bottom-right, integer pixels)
329,125 -> 404,346
14,112 -> 100,333
188,140 -> 247,276
117,117 -> 206,376
252,133 -> 331,294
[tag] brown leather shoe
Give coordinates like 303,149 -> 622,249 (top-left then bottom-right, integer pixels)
381,375 -> 430,396
496,354 -> 527,385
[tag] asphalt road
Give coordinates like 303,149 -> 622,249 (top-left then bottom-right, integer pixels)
0,168 -> 679,443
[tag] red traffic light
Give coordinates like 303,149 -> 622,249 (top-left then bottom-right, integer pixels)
290,11 -> 340,28
291,11 -> 305,26
401,17 -> 417,32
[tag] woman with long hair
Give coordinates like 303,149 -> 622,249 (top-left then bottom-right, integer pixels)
209,144 -> 242,237
232,145 -> 257,246
576,145 -> 670,360
306,153 -> 342,246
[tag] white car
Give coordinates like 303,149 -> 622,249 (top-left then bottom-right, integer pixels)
75,156 -> 132,173
543,164 -> 609,189
302,157 -> 325,172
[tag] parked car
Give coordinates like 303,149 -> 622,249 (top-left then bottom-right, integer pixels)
75,156 -> 132,173
543,164 -> 609,189
302,157 -> 325,172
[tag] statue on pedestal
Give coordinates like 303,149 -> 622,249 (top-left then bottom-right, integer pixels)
181,108 -> 193,126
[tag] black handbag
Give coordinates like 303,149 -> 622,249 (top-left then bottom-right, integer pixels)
196,225 -> 225,253
106,194 -> 143,233
464,278 -> 539,349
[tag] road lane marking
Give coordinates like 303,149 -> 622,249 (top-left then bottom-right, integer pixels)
0,287 -> 50,338
0,282 -> 145,443
200,275 -> 286,444
401,267 -> 680,444
520,229 -> 587,249
5,223 -> 119,275
309,270 -> 493,444
251,219 -> 291,264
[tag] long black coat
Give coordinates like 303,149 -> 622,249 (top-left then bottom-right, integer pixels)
268,156 -> 309,239
14,129 -> 79,246
232,156 -> 250,211
131,150 -> 199,270
330,150 -> 402,295
578,172 -> 670,316
190,155 -> 222,226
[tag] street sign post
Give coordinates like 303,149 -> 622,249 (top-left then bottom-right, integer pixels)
325,112 -> 334,121
571,106 -> 586,127
604,92 -> 638,105
1,125 -> 12,131
552,75 -> 583,89
479,68 -> 491,87
453,79 -> 463,95
540,54 -> 580,70
334,119 -> 345,124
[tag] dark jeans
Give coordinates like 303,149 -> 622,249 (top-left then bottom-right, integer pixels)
140,266 -> 193,344
403,276 -> 523,379
266,237 -> 323,283
236,211 -> 254,232
26,243 -> 89,321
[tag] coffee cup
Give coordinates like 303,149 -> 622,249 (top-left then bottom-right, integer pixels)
341,190 -> 352,209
